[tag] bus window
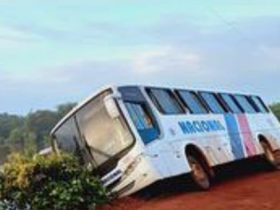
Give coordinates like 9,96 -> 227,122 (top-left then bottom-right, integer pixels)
251,96 -> 269,113
147,88 -> 184,115
53,117 -> 80,154
76,93 -> 134,167
234,95 -> 257,113
200,92 -> 226,114
125,102 -> 159,144
220,93 -> 242,113
176,90 -> 208,114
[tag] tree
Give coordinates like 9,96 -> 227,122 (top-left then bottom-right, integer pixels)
0,103 -> 76,162
0,145 -> 10,165
23,131 -> 37,157
270,103 -> 280,121
25,110 -> 59,150
0,137 -> 4,145
0,114 -> 24,141
56,103 -> 77,119
8,128 -> 25,151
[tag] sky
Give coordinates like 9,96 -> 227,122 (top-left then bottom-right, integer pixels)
0,0 -> 280,115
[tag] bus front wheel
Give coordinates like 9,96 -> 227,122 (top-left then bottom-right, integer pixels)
186,154 -> 210,190
260,141 -> 280,170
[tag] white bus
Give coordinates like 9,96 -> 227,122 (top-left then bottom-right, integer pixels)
50,85 -> 280,196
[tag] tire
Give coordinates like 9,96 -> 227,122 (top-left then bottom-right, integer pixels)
260,141 -> 280,170
186,154 -> 210,190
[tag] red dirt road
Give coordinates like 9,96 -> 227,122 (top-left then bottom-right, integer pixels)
99,159 -> 280,210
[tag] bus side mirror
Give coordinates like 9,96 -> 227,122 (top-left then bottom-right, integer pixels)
104,95 -> 120,119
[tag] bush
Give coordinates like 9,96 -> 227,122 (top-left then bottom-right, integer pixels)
0,153 -> 109,210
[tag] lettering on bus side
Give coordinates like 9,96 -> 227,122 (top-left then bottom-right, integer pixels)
178,120 -> 226,134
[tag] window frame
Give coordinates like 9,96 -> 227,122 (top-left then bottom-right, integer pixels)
218,93 -> 243,114
146,87 -> 185,115
75,91 -> 135,167
118,86 -> 161,145
250,95 -> 269,113
52,116 -> 81,155
175,89 -> 209,114
233,94 -> 258,114
52,89 -> 136,176
124,101 -> 160,144
198,91 -> 227,114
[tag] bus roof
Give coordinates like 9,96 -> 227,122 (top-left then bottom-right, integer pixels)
50,84 -> 262,136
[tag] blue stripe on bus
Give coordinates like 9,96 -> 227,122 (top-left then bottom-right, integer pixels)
224,114 -> 245,160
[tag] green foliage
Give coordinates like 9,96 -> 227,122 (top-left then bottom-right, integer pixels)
0,146 -> 11,165
270,103 -> 280,121
26,110 -> 60,149
0,172 -> 4,197
0,114 -> 24,140
56,103 -> 77,119
0,103 -> 76,164
0,153 -> 108,210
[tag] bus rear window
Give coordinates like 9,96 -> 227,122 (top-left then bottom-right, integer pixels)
147,88 -> 184,115
176,90 -> 207,114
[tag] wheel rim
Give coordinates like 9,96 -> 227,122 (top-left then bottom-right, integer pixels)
188,156 -> 210,189
262,143 -> 275,163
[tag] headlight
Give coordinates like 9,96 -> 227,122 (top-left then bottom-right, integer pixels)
123,155 -> 142,178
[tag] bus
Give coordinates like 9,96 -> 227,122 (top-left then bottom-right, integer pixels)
50,85 -> 280,196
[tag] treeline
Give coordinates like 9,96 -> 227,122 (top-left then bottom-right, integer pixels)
270,103 -> 280,121
0,103 -> 76,164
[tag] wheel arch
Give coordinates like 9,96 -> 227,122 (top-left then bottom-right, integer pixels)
185,144 -> 214,178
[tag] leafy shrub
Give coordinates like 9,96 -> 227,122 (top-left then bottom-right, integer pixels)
0,153 -> 109,210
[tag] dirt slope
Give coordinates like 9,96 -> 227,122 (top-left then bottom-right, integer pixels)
98,158 -> 280,210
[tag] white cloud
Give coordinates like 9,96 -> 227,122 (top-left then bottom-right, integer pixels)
132,47 -> 202,74
0,26 -> 40,50
0,26 -> 41,42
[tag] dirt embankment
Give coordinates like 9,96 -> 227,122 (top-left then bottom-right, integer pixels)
98,158 -> 280,210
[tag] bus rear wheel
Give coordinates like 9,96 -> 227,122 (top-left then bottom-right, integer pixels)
187,154 -> 210,190
260,141 -> 280,170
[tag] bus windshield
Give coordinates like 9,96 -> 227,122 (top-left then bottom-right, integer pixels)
53,91 -> 134,168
